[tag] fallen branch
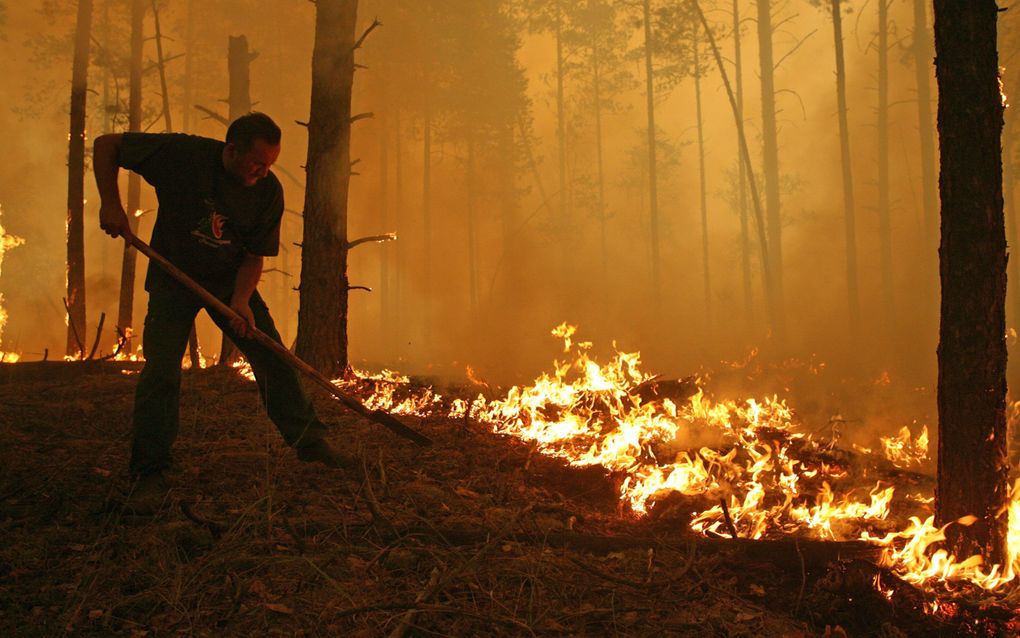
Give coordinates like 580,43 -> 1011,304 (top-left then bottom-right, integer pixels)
347,233 -> 397,249
194,105 -> 229,126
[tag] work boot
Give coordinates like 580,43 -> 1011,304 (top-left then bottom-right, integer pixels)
123,471 -> 170,515
296,439 -> 357,471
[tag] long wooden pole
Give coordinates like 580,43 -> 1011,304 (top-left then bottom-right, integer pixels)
126,233 -> 432,448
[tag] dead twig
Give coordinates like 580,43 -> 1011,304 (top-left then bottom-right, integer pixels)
720,498 -> 740,539
62,297 -> 85,360
86,312 -> 105,360
354,18 -> 382,50
180,500 -> 225,539
347,233 -> 397,250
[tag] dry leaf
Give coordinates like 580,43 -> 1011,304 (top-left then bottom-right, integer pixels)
91,467 -> 111,477
87,609 -> 103,620
749,583 -> 766,596
454,486 -> 481,499
263,602 -> 294,615
68,544 -> 86,552
735,612 -> 760,622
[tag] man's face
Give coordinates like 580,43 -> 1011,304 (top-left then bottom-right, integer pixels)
226,138 -> 281,187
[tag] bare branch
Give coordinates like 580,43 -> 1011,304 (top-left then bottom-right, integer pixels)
348,285 -> 372,292
194,105 -> 229,126
774,29 -> 816,72
347,232 -> 397,249
351,112 -> 374,124
354,18 -> 382,50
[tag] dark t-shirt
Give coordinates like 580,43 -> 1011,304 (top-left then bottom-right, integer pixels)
118,132 -> 283,297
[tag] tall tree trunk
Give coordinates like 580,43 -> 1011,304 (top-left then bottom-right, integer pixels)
694,23 -> 711,325
295,0 -> 358,378
592,28 -> 608,286
694,0 -> 776,334
117,0 -> 144,343
913,0 -> 938,247
832,0 -> 861,333
1005,93 -> 1020,393
734,0 -> 752,329
555,0 -> 568,222
756,0 -> 783,327
642,0 -> 661,301
422,94 -> 432,344
151,0 -> 171,131
379,109 -> 390,337
393,109 -> 403,347
934,0 -> 1009,567
877,0 -> 894,334
182,0 -> 194,133
465,136 -> 478,313
219,34 -> 257,365
65,0 -> 93,357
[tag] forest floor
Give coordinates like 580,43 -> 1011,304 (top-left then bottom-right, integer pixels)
0,362 -> 1017,637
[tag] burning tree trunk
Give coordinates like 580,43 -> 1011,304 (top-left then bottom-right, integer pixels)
218,35 -> 258,366
831,0 -> 860,333
756,0 -> 783,329
642,0 -> 661,302
934,0 -> 1009,566
117,0 -> 143,343
294,0 -> 358,378
66,0 -> 93,357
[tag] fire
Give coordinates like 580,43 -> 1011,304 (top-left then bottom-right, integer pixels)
880,424 -> 929,467
0,204 -> 25,362
235,323 -> 1020,600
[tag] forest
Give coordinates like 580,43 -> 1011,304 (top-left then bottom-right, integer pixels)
1,0 -> 1019,636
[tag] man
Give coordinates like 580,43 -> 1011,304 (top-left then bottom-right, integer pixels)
94,113 -> 347,511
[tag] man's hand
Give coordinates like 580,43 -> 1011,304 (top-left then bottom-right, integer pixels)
229,299 -> 256,339
99,201 -> 131,238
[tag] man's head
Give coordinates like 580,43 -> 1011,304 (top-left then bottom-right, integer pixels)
223,112 -> 282,187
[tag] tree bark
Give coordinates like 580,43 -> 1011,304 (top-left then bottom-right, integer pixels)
66,0 -> 93,357
555,0 -> 568,222
379,109 -> 390,338
832,0 -> 860,334
756,0 -> 783,327
117,0 -> 144,342
642,0 -> 661,302
934,0 -> 1009,566
422,92 -> 433,344
294,0 -> 358,378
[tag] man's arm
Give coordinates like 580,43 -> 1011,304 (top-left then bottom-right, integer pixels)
93,133 -> 130,238
229,252 -> 263,339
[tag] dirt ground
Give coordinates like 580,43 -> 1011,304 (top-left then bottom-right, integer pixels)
0,363 -> 1015,637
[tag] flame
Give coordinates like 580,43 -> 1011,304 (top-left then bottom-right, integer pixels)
880,424 -> 929,467
0,205 -> 25,362
230,323 -> 1020,599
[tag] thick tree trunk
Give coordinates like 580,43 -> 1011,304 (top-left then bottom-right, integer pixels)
832,0 -> 860,333
934,0 -> 1009,567
642,0 -> 661,302
65,0 -> 93,357
379,110 -> 390,337
294,0 -> 358,378
733,0 -> 752,329
877,0 -> 894,334
694,24 -> 710,326
117,0 -> 144,344
913,0 -> 938,248
219,34 -> 258,365
756,0 -> 783,326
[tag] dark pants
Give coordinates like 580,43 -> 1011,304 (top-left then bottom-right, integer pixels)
130,286 -> 326,477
